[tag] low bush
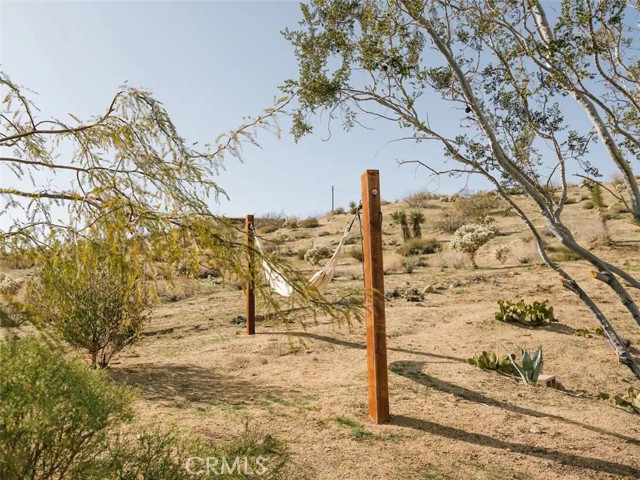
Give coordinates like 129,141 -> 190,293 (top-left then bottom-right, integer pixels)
348,247 -> 363,262
254,211 -> 286,229
258,225 -> 279,234
27,242 -> 151,368
283,217 -> 299,229
432,213 -> 466,234
0,336 -> 134,480
492,244 -> 511,264
451,224 -> 496,268
396,237 -> 440,256
404,190 -> 437,208
299,217 -> 320,228
0,337 -> 287,479
495,299 -> 557,326
303,245 -> 332,265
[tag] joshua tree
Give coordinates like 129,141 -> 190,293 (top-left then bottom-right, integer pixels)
390,210 -> 411,242
409,210 -> 425,238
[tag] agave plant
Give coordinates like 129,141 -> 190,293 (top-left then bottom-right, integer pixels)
506,346 -> 543,385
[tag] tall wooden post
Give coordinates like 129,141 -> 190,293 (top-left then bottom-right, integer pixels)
245,214 -> 256,335
360,170 -> 390,424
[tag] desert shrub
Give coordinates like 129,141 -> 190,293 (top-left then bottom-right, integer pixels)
409,210 -> 425,238
403,258 -> 416,274
254,211 -> 286,229
451,224 -> 496,268
0,298 -> 33,328
492,244 -> 511,264
348,247 -> 363,262
303,245 -> 332,265
608,203 -> 629,217
27,242 -> 151,368
258,225 -> 279,234
582,200 -> 595,209
404,190 -> 436,208
434,193 -> 500,232
467,351 -> 514,374
456,192 -> 500,223
299,217 -> 320,228
432,212 -> 466,233
283,217 -> 299,229
495,299 -> 557,326
0,336 -> 134,480
0,337 -> 285,479
516,253 -> 533,264
334,207 -> 346,214
397,237 -> 440,256
348,201 -> 359,214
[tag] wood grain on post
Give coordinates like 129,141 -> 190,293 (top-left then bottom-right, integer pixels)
245,214 -> 256,335
360,170 -> 390,424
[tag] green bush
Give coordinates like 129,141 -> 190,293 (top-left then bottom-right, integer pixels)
495,299 -> 557,326
0,337 -> 287,479
28,242 -> 151,368
396,237 -> 441,256
0,337 -> 134,480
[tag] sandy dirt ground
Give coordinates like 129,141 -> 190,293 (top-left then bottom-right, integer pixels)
5,187 -> 640,479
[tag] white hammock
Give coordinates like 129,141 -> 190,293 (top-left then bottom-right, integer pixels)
253,225 -> 353,297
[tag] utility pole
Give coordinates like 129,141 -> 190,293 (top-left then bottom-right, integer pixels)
331,185 -> 335,213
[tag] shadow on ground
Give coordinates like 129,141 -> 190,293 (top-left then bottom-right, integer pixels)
263,331 -> 466,364
389,359 -> 640,477
110,363 -> 286,406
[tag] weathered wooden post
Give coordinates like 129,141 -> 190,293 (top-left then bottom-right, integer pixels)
245,214 -> 256,335
360,170 -> 390,424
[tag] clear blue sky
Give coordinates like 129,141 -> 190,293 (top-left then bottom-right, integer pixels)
0,0 -> 615,218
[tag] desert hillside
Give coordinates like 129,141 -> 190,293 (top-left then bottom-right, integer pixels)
2,184 -> 640,479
